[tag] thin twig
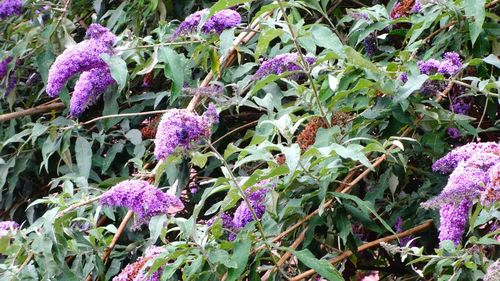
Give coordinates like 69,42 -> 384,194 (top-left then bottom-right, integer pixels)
0,102 -> 65,123
289,220 -> 434,281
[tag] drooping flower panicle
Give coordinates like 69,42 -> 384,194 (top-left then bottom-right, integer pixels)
46,23 -> 116,97
422,142 -> 500,245
154,106 -> 219,160
253,53 -> 316,80
100,180 -> 184,228
171,9 -> 241,39
69,67 -> 115,116
0,0 -> 22,19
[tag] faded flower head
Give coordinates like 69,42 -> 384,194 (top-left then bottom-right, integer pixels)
171,9 -> 241,39
253,53 -> 316,80
481,163 -> 500,206
70,67 -> 115,117
113,246 -> 166,281
364,34 -> 378,57
0,221 -> 19,236
484,260 -> 500,281
46,24 -> 116,97
0,0 -> 22,19
0,57 -> 12,80
447,128 -> 460,139
182,85 -> 223,96
100,180 -> 184,228
154,108 -> 218,160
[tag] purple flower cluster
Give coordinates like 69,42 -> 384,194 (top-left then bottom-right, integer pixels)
207,181 -> 272,240
113,246 -> 166,281
422,142 -> 500,245
0,221 -> 19,236
418,52 -> 462,76
154,104 -> 219,160
252,53 -> 316,80
46,24 -> 117,116
171,9 -> 241,39
100,180 -> 184,228
0,56 -> 16,95
69,67 -> 115,116
0,0 -> 21,19
438,200 -> 471,245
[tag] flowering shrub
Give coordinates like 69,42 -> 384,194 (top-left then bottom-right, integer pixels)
0,0 -> 498,280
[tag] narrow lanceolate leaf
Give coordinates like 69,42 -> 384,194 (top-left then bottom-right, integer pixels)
75,136 -> 92,179
255,28 -> 284,59
226,239 -> 251,281
289,249 -> 344,281
464,0 -> 485,45
343,46 -> 382,74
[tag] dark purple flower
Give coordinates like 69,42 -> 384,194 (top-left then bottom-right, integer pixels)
399,72 -> 408,83
447,128 -> 460,139
69,67 -> 115,117
0,0 -> 21,19
364,35 -> 378,57
253,53 -> 316,80
154,109 -> 217,160
0,221 -> 19,236
100,180 -> 184,228
0,57 -> 12,80
394,217 -> 413,246
46,24 -> 116,97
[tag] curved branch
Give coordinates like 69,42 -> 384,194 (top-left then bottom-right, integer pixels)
0,102 -> 65,123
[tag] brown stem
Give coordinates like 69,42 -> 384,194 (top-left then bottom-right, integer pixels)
289,220 -> 434,281
0,102 -> 65,123
262,231 -> 306,281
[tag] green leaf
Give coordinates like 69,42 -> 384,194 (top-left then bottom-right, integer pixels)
289,249 -> 344,281
464,0 -> 485,45
209,0 -> 253,17
158,47 -> 185,102
311,25 -> 344,58
331,143 -> 374,170
395,74 -> 428,102
226,239 -> 251,281
75,136 -> 92,179
102,54 -> 128,92
255,28 -> 284,59
125,129 -> 142,145
343,46 -> 381,74
483,54 -> 500,69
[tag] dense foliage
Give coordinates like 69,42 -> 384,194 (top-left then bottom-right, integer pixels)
0,0 -> 499,280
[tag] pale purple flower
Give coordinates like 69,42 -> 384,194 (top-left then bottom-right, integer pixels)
438,200 -> 471,246
100,180 -> 184,228
70,67 -> 115,117
431,142 -> 500,174
423,142 -> 500,245
203,103 -> 219,124
417,59 -> 441,75
154,109 -> 217,160
171,9 -> 241,39
253,53 -> 316,80
484,260 -> 500,281
411,1 -> 422,13
0,221 -> 19,236
46,24 -> 116,97
399,72 -> 408,83
0,0 -> 21,19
